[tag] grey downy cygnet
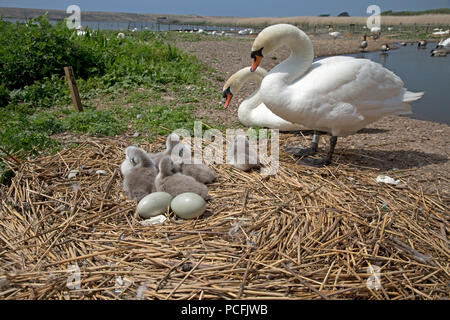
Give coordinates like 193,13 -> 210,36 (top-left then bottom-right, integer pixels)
173,143 -> 217,184
122,146 -> 158,201
155,156 -> 210,200
228,135 -> 260,172
150,133 -> 181,171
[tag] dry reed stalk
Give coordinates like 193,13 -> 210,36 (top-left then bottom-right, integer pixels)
0,135 -> 448,300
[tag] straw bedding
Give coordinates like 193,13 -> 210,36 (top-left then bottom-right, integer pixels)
0,134 -> 448,300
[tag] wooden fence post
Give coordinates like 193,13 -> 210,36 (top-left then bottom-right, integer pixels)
64,66 -> 83,112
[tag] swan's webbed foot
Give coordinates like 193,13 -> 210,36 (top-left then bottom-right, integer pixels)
297,136 -> 338,168
285,146 -> 317,157
297,157 -> 331,167
285,131 -> 321,157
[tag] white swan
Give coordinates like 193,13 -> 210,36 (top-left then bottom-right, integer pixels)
250,24 -> 424,166
437,37 -> 450,48
223,67 -> 304,131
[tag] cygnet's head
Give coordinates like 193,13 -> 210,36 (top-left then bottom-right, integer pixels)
125,146 -> 154,168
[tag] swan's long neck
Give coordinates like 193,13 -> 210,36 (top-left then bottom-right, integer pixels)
270,27 -> 314,83
258,26 -> 314,116
235,71 -> 265,126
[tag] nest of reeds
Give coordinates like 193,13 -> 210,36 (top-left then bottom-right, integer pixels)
0,134 -> 448,300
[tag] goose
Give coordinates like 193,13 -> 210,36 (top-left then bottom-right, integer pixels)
381,43 -> 390,53
223,67 -> 305,131
418,40 -> 427,48
430,48 -> 450,57
155,156 -> 210,200
359,34 -> 368,51
122,147 -> 158,201
228,135 -> 260,172
399,42 -> 407,46
249,24 -> 424,166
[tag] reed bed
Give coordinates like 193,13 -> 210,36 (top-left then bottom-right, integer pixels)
0,134 -> 448,300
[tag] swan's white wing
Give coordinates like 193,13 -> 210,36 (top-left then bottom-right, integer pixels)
282,57 -> 409,135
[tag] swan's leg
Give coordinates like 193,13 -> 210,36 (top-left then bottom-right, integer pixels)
285,132 -> 320,157
298,136 -> 338,167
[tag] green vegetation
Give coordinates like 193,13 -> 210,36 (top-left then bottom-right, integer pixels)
381,8 -> 450,16
0,15 -> 221,184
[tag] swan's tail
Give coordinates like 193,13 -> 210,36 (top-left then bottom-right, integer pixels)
403,90 -> 424,103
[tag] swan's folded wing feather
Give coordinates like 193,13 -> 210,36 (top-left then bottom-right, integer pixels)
292,57 -> 404,107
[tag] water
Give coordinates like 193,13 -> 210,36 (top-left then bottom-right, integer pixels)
341,45 -> 450,124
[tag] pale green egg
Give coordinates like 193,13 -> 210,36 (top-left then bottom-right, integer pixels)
136,192 -> 173,219
171,193 -> 206,219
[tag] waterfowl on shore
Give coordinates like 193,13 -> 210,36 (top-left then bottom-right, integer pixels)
228,135 -> 260,172
173,144 -> 217,184
249,24 -> 424,166
223,67 -> 304,131
359,34 -> 368,51
155,156 -> 210,200
150,133 -> 181,170
381,43 -> 390,53
329,31 -> 342,39
122,147 -> 157,201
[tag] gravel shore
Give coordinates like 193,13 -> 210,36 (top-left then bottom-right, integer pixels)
175,36 -> 449,194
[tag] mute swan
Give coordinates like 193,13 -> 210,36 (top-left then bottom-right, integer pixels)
228,135 -> 260,172
249,24 -> 424,166
172,143 -> 217,184
150,133 -> 180,170
359,34 -> 368,51
437,37 -> 450,48
223,67 -> 304,131
329,31 -> 342,39
122,147 -> 157,201
155,156 -> 210,200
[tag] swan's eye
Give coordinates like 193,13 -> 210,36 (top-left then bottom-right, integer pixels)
130,157 -> 136,165
222,87 -> 232,99
251,47 -> 264,59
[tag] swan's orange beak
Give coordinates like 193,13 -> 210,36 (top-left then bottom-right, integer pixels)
250,48 -> 264,72
251,55 -> 262,72
223,87 -> 233,108
224,93 -> 232,108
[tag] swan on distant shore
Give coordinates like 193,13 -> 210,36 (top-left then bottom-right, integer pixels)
329,31 -> 342,39
249,24 -> 424,166
222,67 -> 304,131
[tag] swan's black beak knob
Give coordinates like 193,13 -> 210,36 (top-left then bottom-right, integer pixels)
250,48 -> 263,72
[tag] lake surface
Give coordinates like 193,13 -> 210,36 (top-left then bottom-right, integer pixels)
340,45 -> 449,125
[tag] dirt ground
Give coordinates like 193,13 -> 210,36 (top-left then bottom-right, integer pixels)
175,36 -> 449,195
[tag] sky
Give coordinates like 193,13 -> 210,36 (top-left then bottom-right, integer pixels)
0,0 -> 449,17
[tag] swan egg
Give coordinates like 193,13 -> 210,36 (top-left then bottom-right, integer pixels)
171,193 -> 206,219
136,192 -> 173,219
